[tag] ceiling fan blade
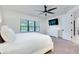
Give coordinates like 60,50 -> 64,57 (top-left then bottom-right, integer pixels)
44,5 -> 47,8
48,8 -> 57,11
44,5 -> 47,12
47,11 -> 54,14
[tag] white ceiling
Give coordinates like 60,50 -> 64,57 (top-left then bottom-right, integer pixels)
2,5 -> 76,19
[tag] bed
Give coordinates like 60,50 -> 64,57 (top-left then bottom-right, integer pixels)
0,25 -> 54,54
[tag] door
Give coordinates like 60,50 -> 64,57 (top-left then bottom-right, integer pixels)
60,15 -> 72,40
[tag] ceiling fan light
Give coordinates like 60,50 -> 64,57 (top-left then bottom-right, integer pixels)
45,13 -> 47,16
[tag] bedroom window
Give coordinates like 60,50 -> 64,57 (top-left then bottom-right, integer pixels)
35,21 -> 40,32
20,19 -> 40,32
29,20 -> 35,32
20,19 -> 29,32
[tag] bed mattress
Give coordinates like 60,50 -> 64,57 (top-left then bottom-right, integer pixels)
0,33 -> 53,54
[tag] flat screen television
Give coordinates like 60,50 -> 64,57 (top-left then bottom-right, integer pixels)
49,18 -> 59,26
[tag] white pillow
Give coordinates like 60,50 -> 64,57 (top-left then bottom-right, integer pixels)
1,25 -> 16,42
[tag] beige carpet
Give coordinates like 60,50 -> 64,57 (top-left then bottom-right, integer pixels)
48,37 -> 79,54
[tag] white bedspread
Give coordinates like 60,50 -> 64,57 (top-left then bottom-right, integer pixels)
0,33 -> 53,54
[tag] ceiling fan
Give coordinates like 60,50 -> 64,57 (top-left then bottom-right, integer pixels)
36,5 -> 57,16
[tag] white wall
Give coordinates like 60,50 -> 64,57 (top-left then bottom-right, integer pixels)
60,14 -> 74,40
47,14 -> 74,40
46,15 -> 63,37
1,8 -> 47,34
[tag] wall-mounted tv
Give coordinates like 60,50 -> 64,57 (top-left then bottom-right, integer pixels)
49,18 -> 59,26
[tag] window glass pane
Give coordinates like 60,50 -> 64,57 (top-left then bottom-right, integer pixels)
29,20 -> 34,26
29,26 -> 34,32
35,21 -> 40,32
20,20 -> 40,32
35,26 -> 40,32
20,19 -> 28,32
36,21 -> 40,26
20,26 -> 28,32
20,20 -> 28,26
